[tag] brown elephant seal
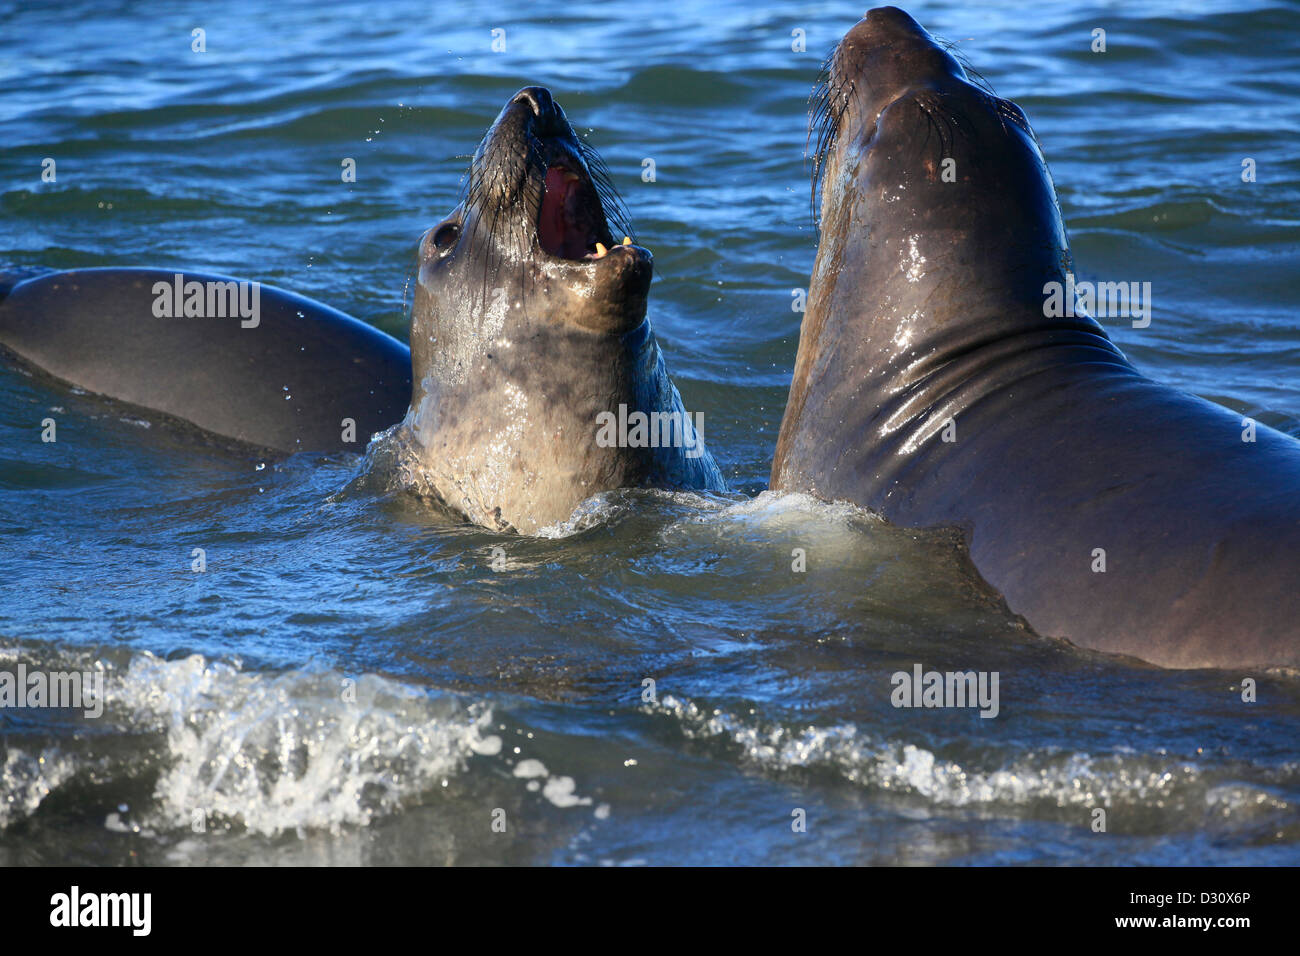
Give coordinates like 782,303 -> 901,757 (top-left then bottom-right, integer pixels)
770,7 -> 1300,670
395,86 -> 724,533
0,87 -> 723,534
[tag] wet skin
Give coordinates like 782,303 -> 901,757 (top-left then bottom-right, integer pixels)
771,7 -> 1300,669
0,88 -> 722,533
406,87 -> 723,533
0,267 -> 410,453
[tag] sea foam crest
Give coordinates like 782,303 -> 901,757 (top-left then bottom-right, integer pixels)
111,652 -> 499,836
649,693 -> 1295,820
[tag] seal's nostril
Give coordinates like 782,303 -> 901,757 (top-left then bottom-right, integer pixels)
511,89 -> 539,115
511,86 -> 554,118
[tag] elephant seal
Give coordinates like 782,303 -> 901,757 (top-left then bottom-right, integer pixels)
0,87 -> 722,534
770,7 -> 1300,670
0,267 -> 411,453
395,86 -> 724,533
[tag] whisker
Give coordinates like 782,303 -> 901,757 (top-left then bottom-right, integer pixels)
577,136 -> 635,243
808,48 -> 854,226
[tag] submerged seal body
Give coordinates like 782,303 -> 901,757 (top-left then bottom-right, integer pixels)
402,87 -> 723,532
771,7 -> 1300,669
0,267 -> 410,453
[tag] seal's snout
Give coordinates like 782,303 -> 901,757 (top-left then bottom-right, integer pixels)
859,6 -> 927,36
814,4 -> 972,168
421,87 -> 648,337
509,86 -> 566,130
460,87 -> 636,267
510,86 -> 551,116
838,6 -> 961,89
839,7 -> 936,63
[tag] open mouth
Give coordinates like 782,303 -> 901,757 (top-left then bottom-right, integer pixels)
538,164 -> 627,261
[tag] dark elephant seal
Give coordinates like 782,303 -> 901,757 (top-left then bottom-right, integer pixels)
0,267 -> 410,453
396,86 -> 723,533
771,7 -> 1300,670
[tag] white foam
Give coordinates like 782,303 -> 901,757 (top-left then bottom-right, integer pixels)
656,491 -> 883,558
648,693 -> 1285,815
536,491 -> 635,538
108,653 -> 498,836
0,748 -> 77,829
537,488 -> 727,538
2,648 -> 610,836
705,490 -> 877,525
542,775 -> 592,809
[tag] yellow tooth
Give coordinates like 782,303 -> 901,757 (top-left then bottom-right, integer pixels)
622,236 -> 632,246
595,242 -> 607,257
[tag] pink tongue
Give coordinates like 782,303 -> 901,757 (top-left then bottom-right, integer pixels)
539,167 -> 589,258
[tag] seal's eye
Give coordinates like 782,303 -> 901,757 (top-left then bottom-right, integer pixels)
432,222 -> 460,253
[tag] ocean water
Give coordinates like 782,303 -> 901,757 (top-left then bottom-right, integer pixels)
1,0 -> 1299,865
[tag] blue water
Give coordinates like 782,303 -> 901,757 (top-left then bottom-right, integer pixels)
1,0 -> 1298,864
